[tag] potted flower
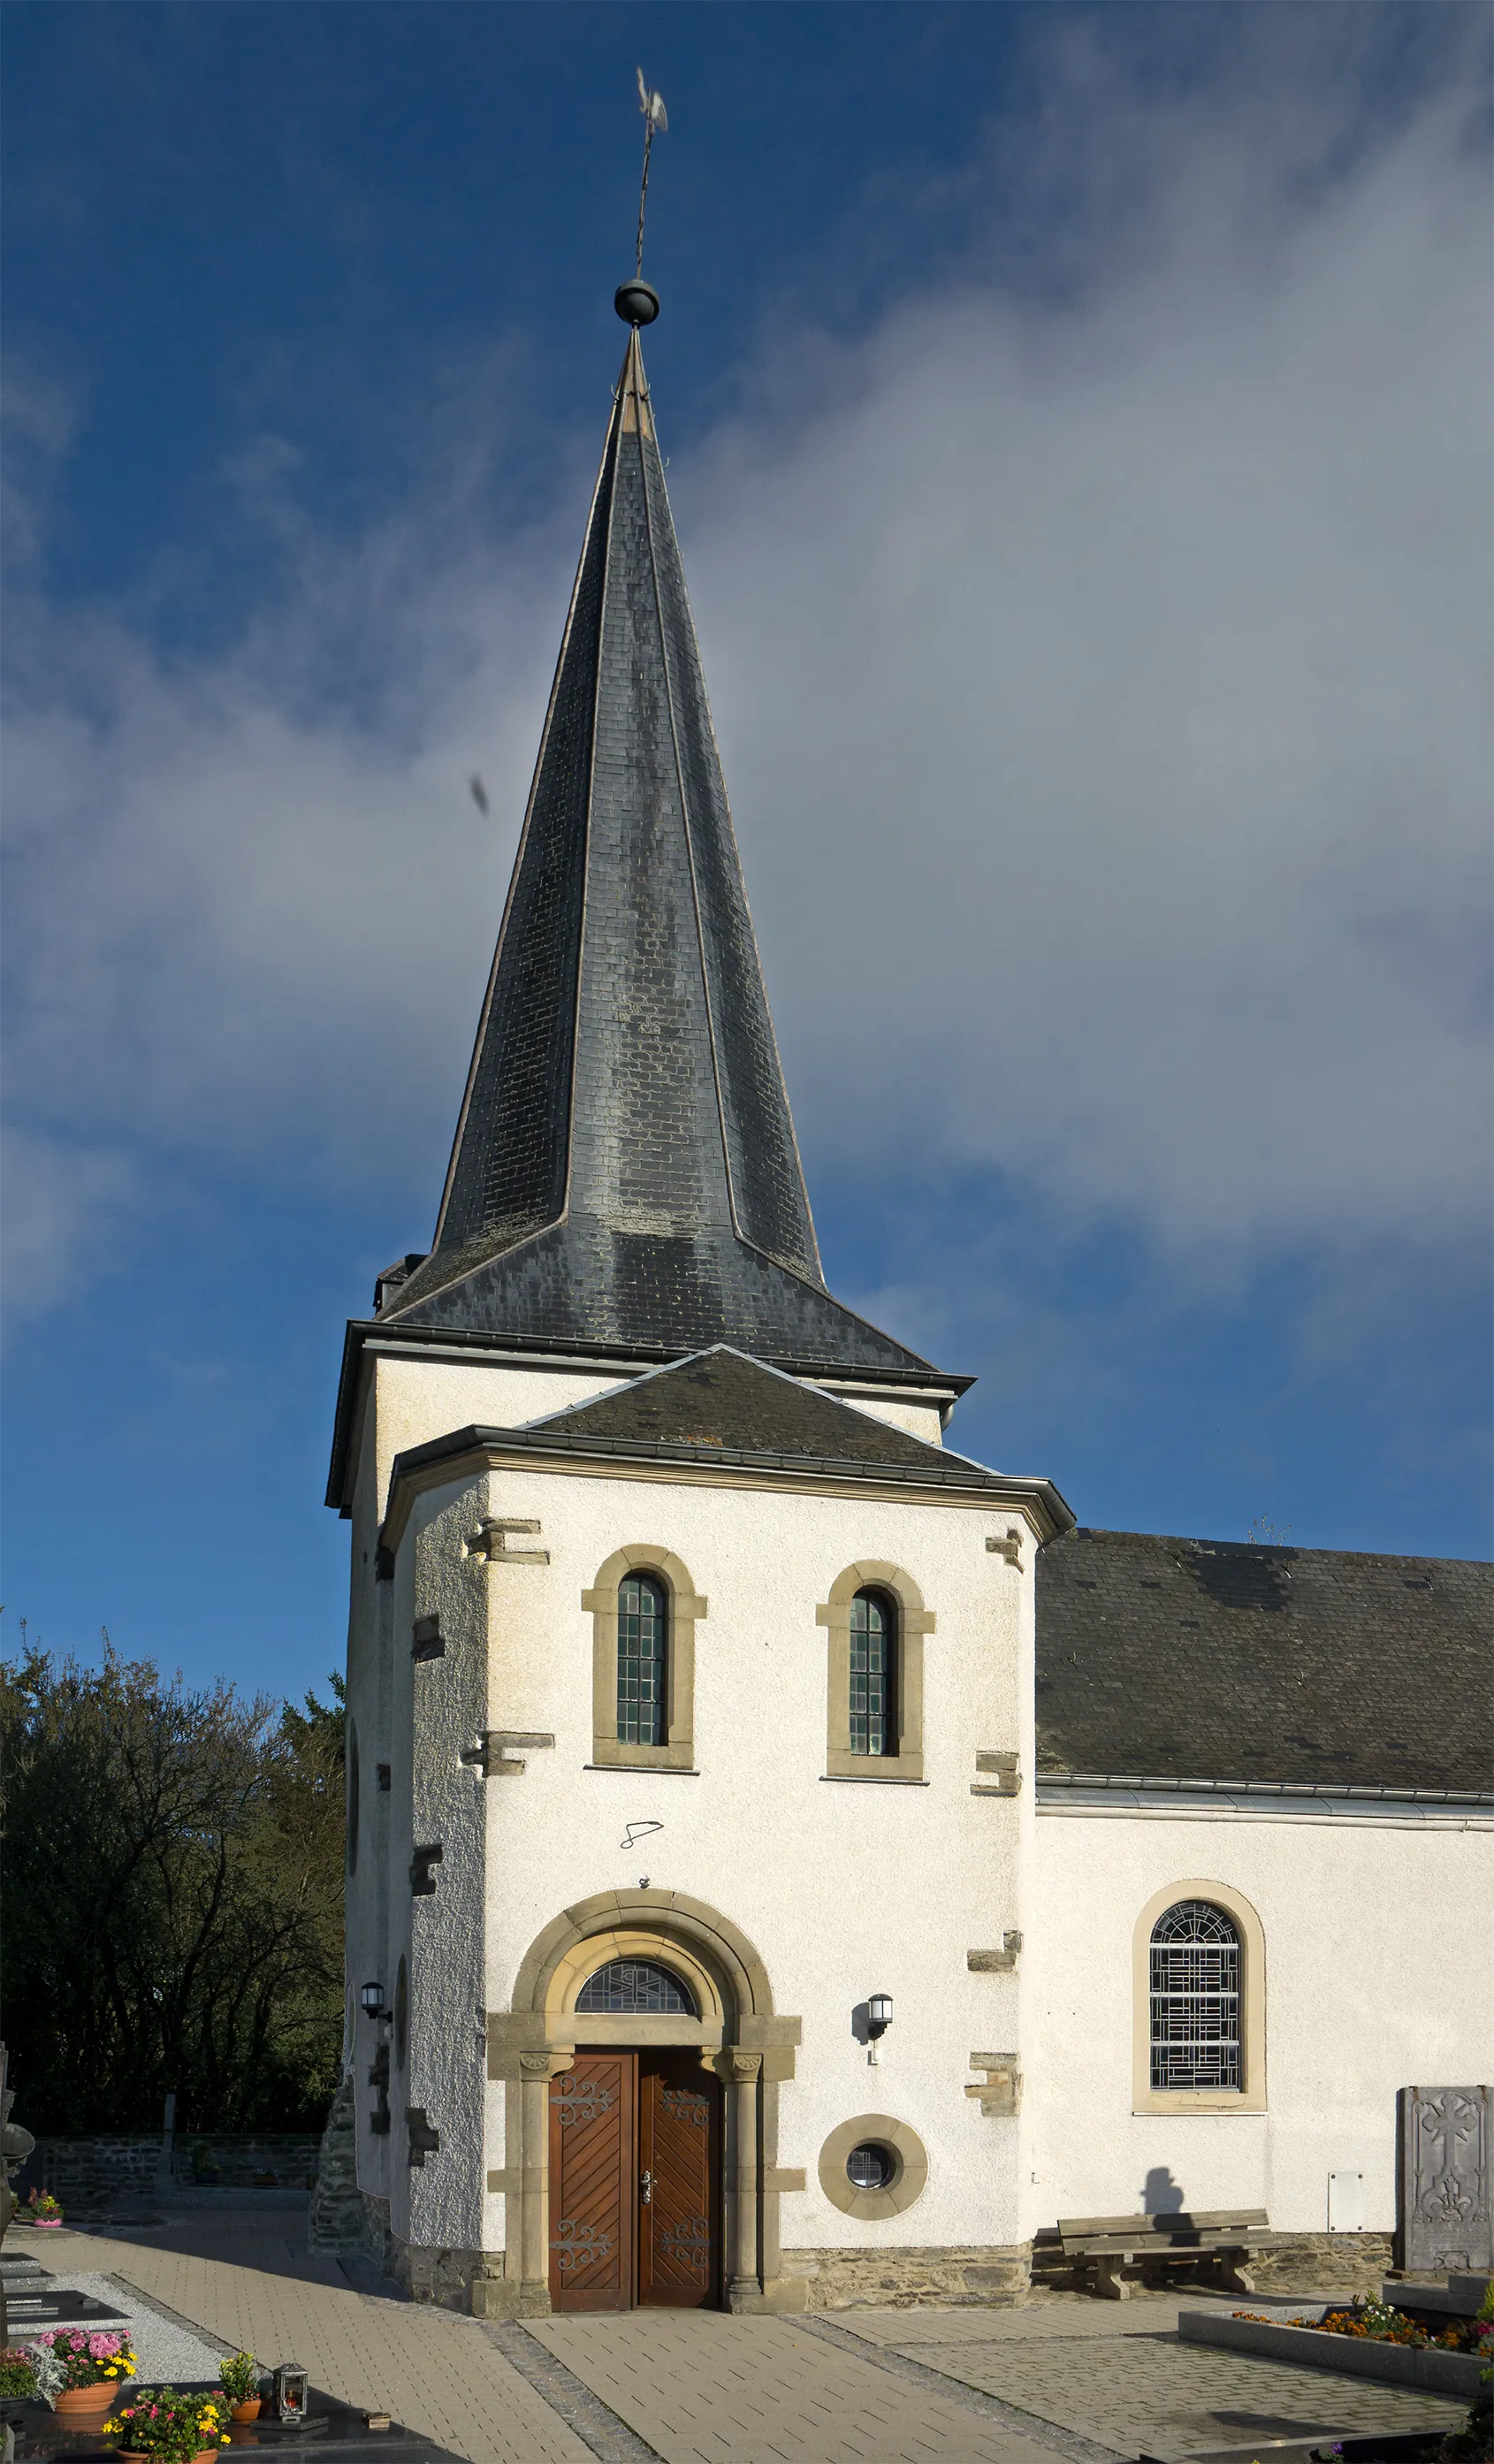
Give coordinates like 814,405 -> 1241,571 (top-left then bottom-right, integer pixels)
31,2329 -> 138,2421
217,2355 -> 263,2422
24,2191 -> 64,2230
0,2349 -> 41,2426
104,2386 -> 232,2463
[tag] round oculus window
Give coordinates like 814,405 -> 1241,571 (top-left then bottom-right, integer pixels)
845,2140 -> 896,2191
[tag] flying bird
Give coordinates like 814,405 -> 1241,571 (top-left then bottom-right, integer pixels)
469,774 -> 490,816
636,67 -> 667,132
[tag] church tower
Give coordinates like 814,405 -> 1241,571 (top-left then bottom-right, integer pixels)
330,288 -> 1070,2316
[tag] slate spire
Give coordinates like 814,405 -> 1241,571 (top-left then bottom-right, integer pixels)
384,326 -> 935,1379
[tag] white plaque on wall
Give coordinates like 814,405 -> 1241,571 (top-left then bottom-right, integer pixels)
1328,2170 -> 1365,2231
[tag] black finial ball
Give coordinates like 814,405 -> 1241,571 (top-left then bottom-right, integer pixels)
614,278 -> 660,327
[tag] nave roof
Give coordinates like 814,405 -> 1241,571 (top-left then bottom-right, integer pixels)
1036,1524 -> 1493,1794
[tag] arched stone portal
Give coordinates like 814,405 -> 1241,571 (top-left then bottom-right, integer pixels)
484,1888 -> 804,2315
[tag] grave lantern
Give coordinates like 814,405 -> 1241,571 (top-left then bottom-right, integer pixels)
272,2363 -> 310,2424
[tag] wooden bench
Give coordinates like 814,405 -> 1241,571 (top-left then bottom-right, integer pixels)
1057,2208 -> 1269,2300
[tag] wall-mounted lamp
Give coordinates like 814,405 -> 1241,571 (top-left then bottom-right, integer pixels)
866,1992 -> 894,2064
360,1981 -> 385,2018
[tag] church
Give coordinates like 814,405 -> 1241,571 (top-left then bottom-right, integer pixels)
325,281 -> 1492,2316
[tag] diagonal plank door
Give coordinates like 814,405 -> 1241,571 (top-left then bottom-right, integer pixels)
638,2050 -> 720,2308
549,2055 -> 636,2311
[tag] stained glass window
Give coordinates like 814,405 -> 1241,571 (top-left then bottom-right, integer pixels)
575,1959 -> 697,2016
1149,1900 -> 1242,2090
850,1588 -> 896,1756
617,1573 -> 667,1747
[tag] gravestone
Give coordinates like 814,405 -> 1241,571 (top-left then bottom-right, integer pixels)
1398,2085 -> 1492,2274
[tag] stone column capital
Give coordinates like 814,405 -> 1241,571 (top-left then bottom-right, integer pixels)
518,2048 -> 575,2080
720,2048 -> 764,2085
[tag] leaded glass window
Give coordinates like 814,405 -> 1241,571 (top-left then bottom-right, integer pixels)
1149,1900 -> 1242,2090
850,1588 -> 896,1757
575,1959 -> 697,2016
846,2141 -> 895,2189
617,1573 -> 667,1747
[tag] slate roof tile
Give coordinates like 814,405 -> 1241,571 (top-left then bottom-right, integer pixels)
1036,1526 -> 1493,1792
379,331 -> 939,1385
530,1345 -> 976,1470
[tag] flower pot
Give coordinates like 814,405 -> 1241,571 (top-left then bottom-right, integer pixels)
230,2403 -> 262,2422
115,2450 -> 219,2464
57,2384 -> 118,2419
33,2219 -> 63,2230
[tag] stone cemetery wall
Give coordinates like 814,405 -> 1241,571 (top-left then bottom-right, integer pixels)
17,2132 -> 324,2206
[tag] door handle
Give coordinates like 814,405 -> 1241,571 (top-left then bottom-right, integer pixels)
640,2170 -> 653,2205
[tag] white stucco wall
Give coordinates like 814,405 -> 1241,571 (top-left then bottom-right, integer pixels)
468,1460 -> 1035,2255
348,1320 -> 1042,2265
1028,1804 -> 1494,2238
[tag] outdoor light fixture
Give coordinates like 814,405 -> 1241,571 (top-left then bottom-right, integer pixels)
272,2363 -> 310,2425
865,1992 -> 894,2064
360,1981 -> 385,2018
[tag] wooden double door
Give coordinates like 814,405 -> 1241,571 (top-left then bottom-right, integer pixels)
548,2050 -> 721,2311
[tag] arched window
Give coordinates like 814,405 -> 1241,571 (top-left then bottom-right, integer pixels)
850,1588 -> 896,1757
576,1958 -> 697,2017
1149,1900 -> 1242,2091
585,1548 -> 703,1773
616,1573 -> 667,1748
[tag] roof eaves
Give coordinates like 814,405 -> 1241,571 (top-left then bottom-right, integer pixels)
325,1317 -> 979,1509
384,1418 -> 1073,1531
1036,1771 -> 1494,1807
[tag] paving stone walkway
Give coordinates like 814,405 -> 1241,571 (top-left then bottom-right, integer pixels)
27,2218 -> 1469,2464
28,2226 -> 591,2464
831,2302 -> 1466,2458
529,2308 -> 1060,2463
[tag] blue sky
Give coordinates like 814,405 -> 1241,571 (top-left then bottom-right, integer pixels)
4,2 -> 1490,1705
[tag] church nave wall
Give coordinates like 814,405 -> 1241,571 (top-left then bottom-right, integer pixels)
1026,1802 -> 1492,2244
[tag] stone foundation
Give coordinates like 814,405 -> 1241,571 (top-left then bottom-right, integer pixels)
1250,2231 -> 1395,2294
356,2192 -> 397,2278
397,2239 -> 486,2309
783,2244 -> 1032,2310
308,2079 -> 362,2250
1031,2228 -> 1395,2300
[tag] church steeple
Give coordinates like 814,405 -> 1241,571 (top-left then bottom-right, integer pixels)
383,311 -> 936,1380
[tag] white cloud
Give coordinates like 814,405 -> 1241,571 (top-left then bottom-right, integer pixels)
3,30 -> 1488,1323
685,49 -> 1490,1254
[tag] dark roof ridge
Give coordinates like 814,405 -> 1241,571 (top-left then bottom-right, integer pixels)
1056,1525 -> 1491,1571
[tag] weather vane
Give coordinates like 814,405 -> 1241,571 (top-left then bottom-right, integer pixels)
616,71 -> 667,327
634,69 -> 667,276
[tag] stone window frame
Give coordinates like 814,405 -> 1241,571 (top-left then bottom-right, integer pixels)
817,2114 -> 928,2218
818,1561 -> 934,1782
1132,1877 -> 1267,2116
583,1545 -> 706,1772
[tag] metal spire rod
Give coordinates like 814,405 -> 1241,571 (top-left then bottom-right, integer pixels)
634,67 -> 667,278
